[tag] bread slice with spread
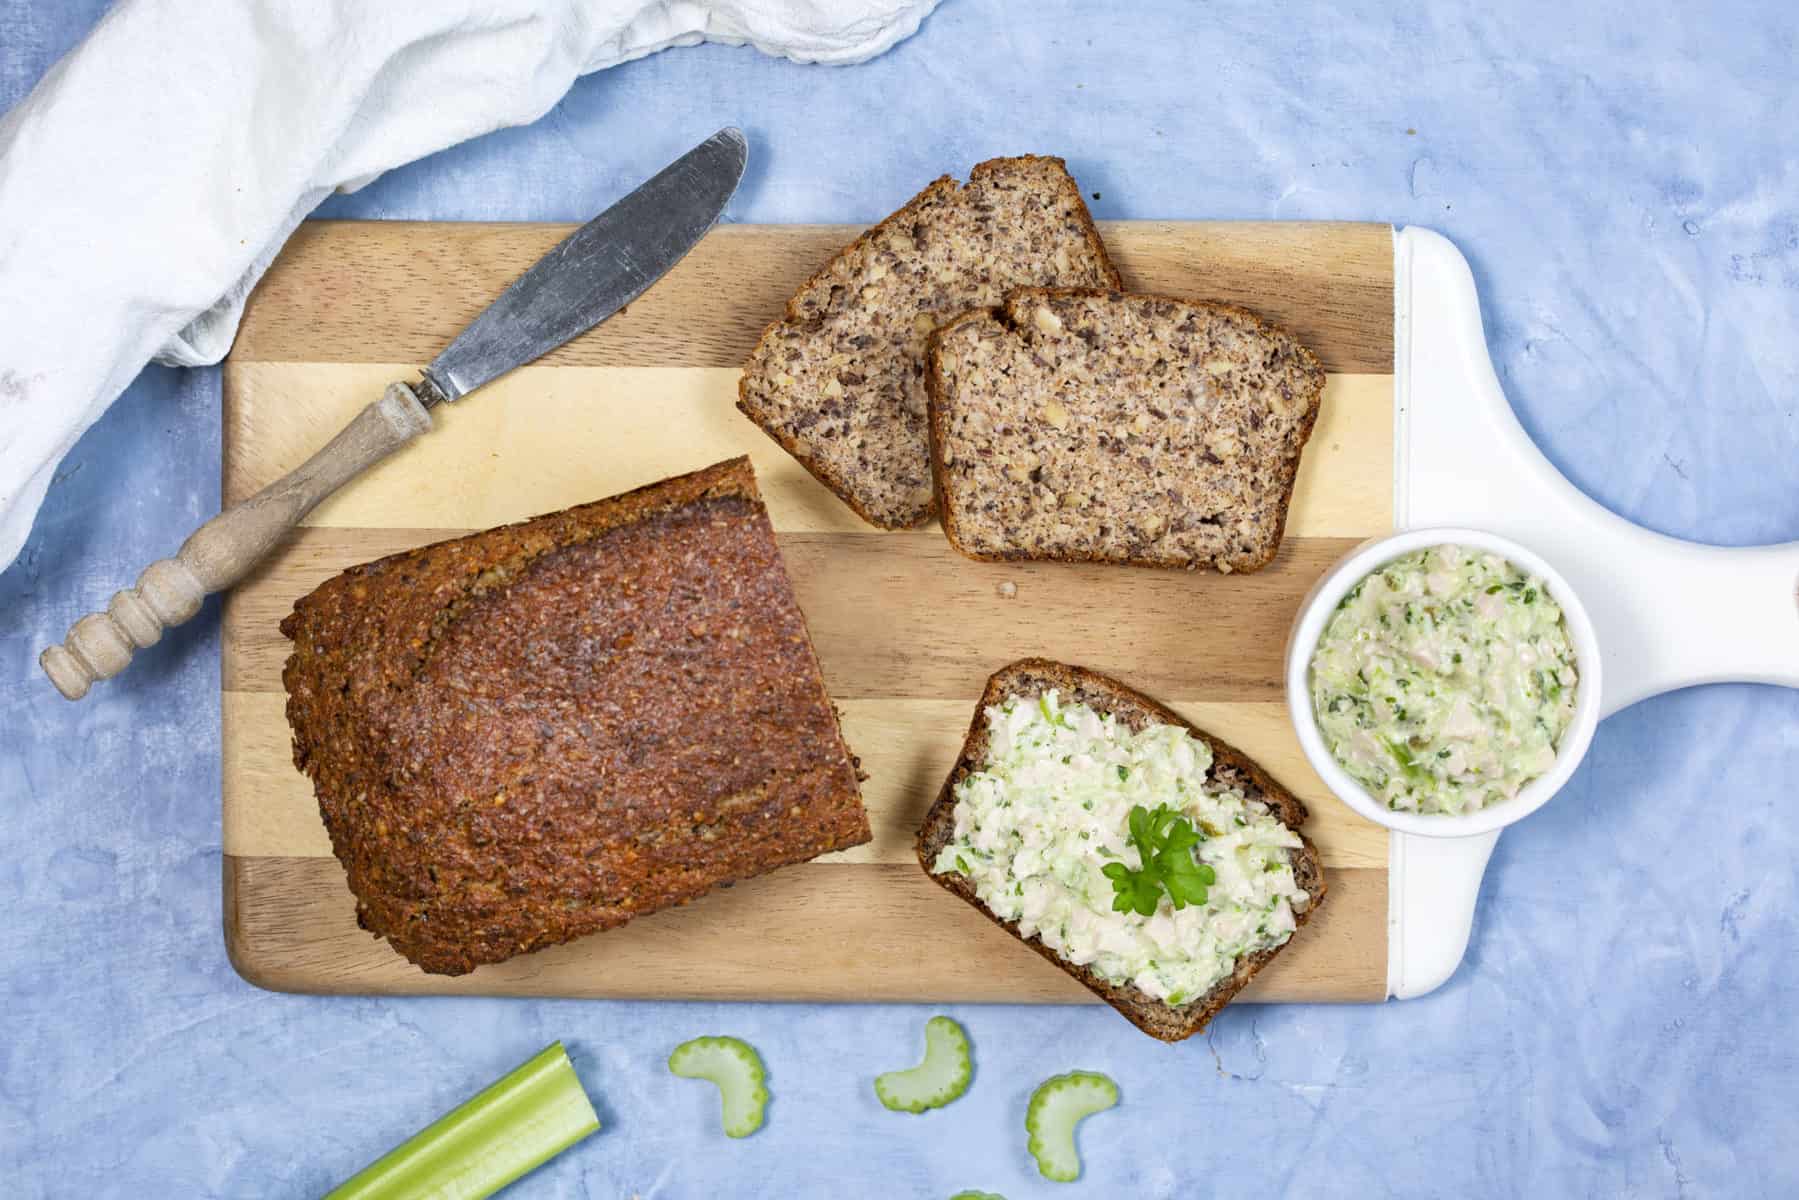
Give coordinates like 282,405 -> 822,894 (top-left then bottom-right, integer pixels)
927,288 -> 1325,572
917,658 -> 1326,1041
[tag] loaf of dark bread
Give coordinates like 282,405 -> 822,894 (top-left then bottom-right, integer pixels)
916,658 -> 1326,1042
281,458 -> 870,976
927,289 -> 1326,572
738,156 -> 1120,529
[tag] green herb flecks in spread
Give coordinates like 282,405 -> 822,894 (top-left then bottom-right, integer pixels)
1309,543 -> 1578,816
930,692 -> 1310,1006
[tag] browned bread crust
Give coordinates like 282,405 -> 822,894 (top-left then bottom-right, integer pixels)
926,288 -> 1326,573
738,155 -> 1120,530
281,458 -> 870,976
915,658 -> 1327,1042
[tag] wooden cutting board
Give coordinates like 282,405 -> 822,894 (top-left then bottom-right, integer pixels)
221,220 -> 1395,1003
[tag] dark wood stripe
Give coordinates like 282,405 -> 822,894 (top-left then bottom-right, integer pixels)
223,528 -> 1360,701
224,855 -> 1385,1003
230,221 -> 1393,374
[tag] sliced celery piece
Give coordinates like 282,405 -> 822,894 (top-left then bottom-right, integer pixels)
668,1035 -> 769,1138
1025,1070 -> 1118,1183
326,1041 -> 599,1200
875,1016 -> 973,1113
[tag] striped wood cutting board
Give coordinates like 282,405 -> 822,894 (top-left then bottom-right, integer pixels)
222,220 -> 1394,1002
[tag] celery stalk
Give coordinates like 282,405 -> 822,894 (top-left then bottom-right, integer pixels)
327,1042 -> 600,1200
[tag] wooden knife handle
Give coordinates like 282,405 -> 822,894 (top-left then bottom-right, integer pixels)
41,382 -> 432,701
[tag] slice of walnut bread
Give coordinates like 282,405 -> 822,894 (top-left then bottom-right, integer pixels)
927,289 -> 1326,573
738,156 -> 1119,529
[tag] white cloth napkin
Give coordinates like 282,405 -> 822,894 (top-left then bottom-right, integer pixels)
0,0 -> 936,573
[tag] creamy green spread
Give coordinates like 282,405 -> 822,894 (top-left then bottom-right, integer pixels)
1309,543 -> 1578,816
930,692 -> 1311,1005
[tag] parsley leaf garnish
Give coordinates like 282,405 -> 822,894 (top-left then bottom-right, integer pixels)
1100,804 -> 1217,916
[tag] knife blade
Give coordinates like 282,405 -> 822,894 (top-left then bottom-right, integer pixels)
421,125 -> 747,404
42,127 -> 748,700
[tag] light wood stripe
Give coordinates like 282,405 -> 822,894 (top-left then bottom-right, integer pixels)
224,856 -> 1387,1003
223,530 -> 1361,700
223,691 -> 1387,868
223,363 -> 1392,537
231,221 -> 1394,374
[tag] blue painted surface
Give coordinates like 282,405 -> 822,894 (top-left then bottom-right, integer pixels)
3,2 -> 1796,1195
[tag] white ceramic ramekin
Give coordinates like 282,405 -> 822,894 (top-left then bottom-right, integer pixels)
1284,527 -> 1604,839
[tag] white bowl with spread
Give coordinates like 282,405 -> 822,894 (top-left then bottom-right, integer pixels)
1285,527 -> 1604,839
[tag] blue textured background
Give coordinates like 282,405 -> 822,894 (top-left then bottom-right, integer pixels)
3,2 -> 1796,1196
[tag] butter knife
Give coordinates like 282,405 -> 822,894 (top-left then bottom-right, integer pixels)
43,126 -> 748,700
